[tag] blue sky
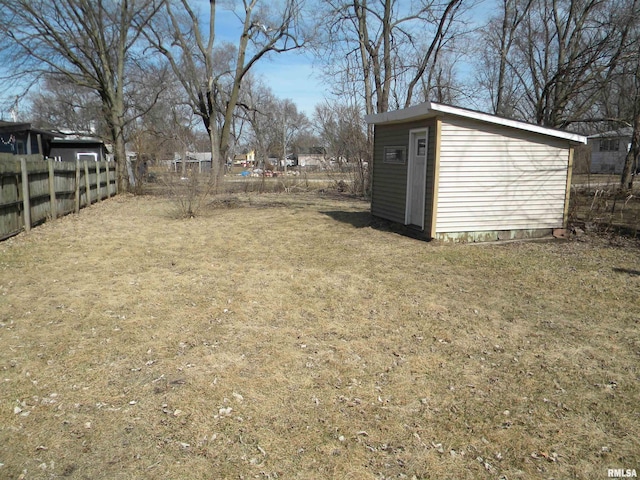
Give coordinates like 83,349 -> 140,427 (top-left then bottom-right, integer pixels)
251,53 -> 325,117
214,0 -> 495,118
0,1 -> 494,121
214,4 -> 326,117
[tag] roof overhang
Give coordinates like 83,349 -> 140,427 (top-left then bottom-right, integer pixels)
0,122 -> 57,138
365,101 -> 587,145
51,137 -> 105,144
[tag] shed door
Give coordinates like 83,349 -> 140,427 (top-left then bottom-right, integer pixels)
406,129 -> 428,228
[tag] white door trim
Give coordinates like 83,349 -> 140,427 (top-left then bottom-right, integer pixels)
405,128 -> 429,228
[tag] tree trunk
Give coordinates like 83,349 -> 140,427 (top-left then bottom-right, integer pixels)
104,96 -> 129,193
208,120 -> 222,191
354,0 -> 374,116
114,130 -> 128,192
620,114 -> 640,191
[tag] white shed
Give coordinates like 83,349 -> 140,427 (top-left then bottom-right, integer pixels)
365,102 -> 587,242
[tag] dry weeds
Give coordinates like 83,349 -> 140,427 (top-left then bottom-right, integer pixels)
571,174 -> 640,236
1,192 -> 639,479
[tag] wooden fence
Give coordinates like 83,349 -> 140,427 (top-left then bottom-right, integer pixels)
0,154 -> 117,240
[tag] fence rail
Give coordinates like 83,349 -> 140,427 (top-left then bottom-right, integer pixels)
0,154 -> 117,240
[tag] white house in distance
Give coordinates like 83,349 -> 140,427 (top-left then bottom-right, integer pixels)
587,128 -> 632,174
171,151 -> 212,173
365,102 -> 587,242
296,147 -> 325,169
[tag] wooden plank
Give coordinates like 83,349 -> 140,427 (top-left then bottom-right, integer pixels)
113,163 -> 118,195
52,161 -> 76,216
96,162 -> 102,202
105,162 -> 110,197
0,161 -> 20,239
0,156 -> 119,240
48,158 -> 57,219
108,162 -> 114,197
84,161 -> 91,206
75,159 -> 81,213
0,158 -> 20,239
20,157 -> 31,232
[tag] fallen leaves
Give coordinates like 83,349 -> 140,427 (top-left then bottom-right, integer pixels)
531,450 -> 559,462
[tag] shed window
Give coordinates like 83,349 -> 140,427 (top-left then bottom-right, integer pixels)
600,138 -> 619,152
384,146 -> 406,164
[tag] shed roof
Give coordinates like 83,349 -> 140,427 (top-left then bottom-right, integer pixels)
51,135 -> 105,144
365,101 -> 587,145
0,120 -> 56,137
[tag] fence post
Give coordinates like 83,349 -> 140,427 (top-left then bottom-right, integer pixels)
84,161 -> 91,206
75,158 -> 81,213
48,158 -> 57,219
20,157 -> 31,232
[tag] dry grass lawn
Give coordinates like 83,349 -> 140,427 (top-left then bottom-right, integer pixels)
1,192 -> 639,479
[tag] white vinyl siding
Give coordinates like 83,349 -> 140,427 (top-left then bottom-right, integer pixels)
436,118 -> 570,233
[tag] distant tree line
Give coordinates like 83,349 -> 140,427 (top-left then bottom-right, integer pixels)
0,0 -> 638,191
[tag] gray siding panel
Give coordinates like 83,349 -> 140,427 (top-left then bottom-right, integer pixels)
371,119 -> 435,226
371,123 -> 409,223
436,117 -> 570,233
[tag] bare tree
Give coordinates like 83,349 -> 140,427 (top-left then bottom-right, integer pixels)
241,79 -> 311,171
0,0 -> 163,191
276,99 -> 311,170
128,75 -> 197,173
314,101 -> 370,194
316,0 -> 471,116
145,0 -> 307,186
475,0 -> 534,117
621,92 -> 640,190
477,0 -> 635,129
240,80 -> 282,168
616,32 -> 640,190
417,50 -> 468,105
28,75 -> 105,134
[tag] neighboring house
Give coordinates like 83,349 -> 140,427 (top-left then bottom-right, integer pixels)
365,101 -> 587,242
234,150 -> 255,166
587,128 -> 633,174
49,135 -> 111,162
172,151 -> 212,173
266,154 -> 280,167
297,147 -> 325,168
0,121 -> 56,157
